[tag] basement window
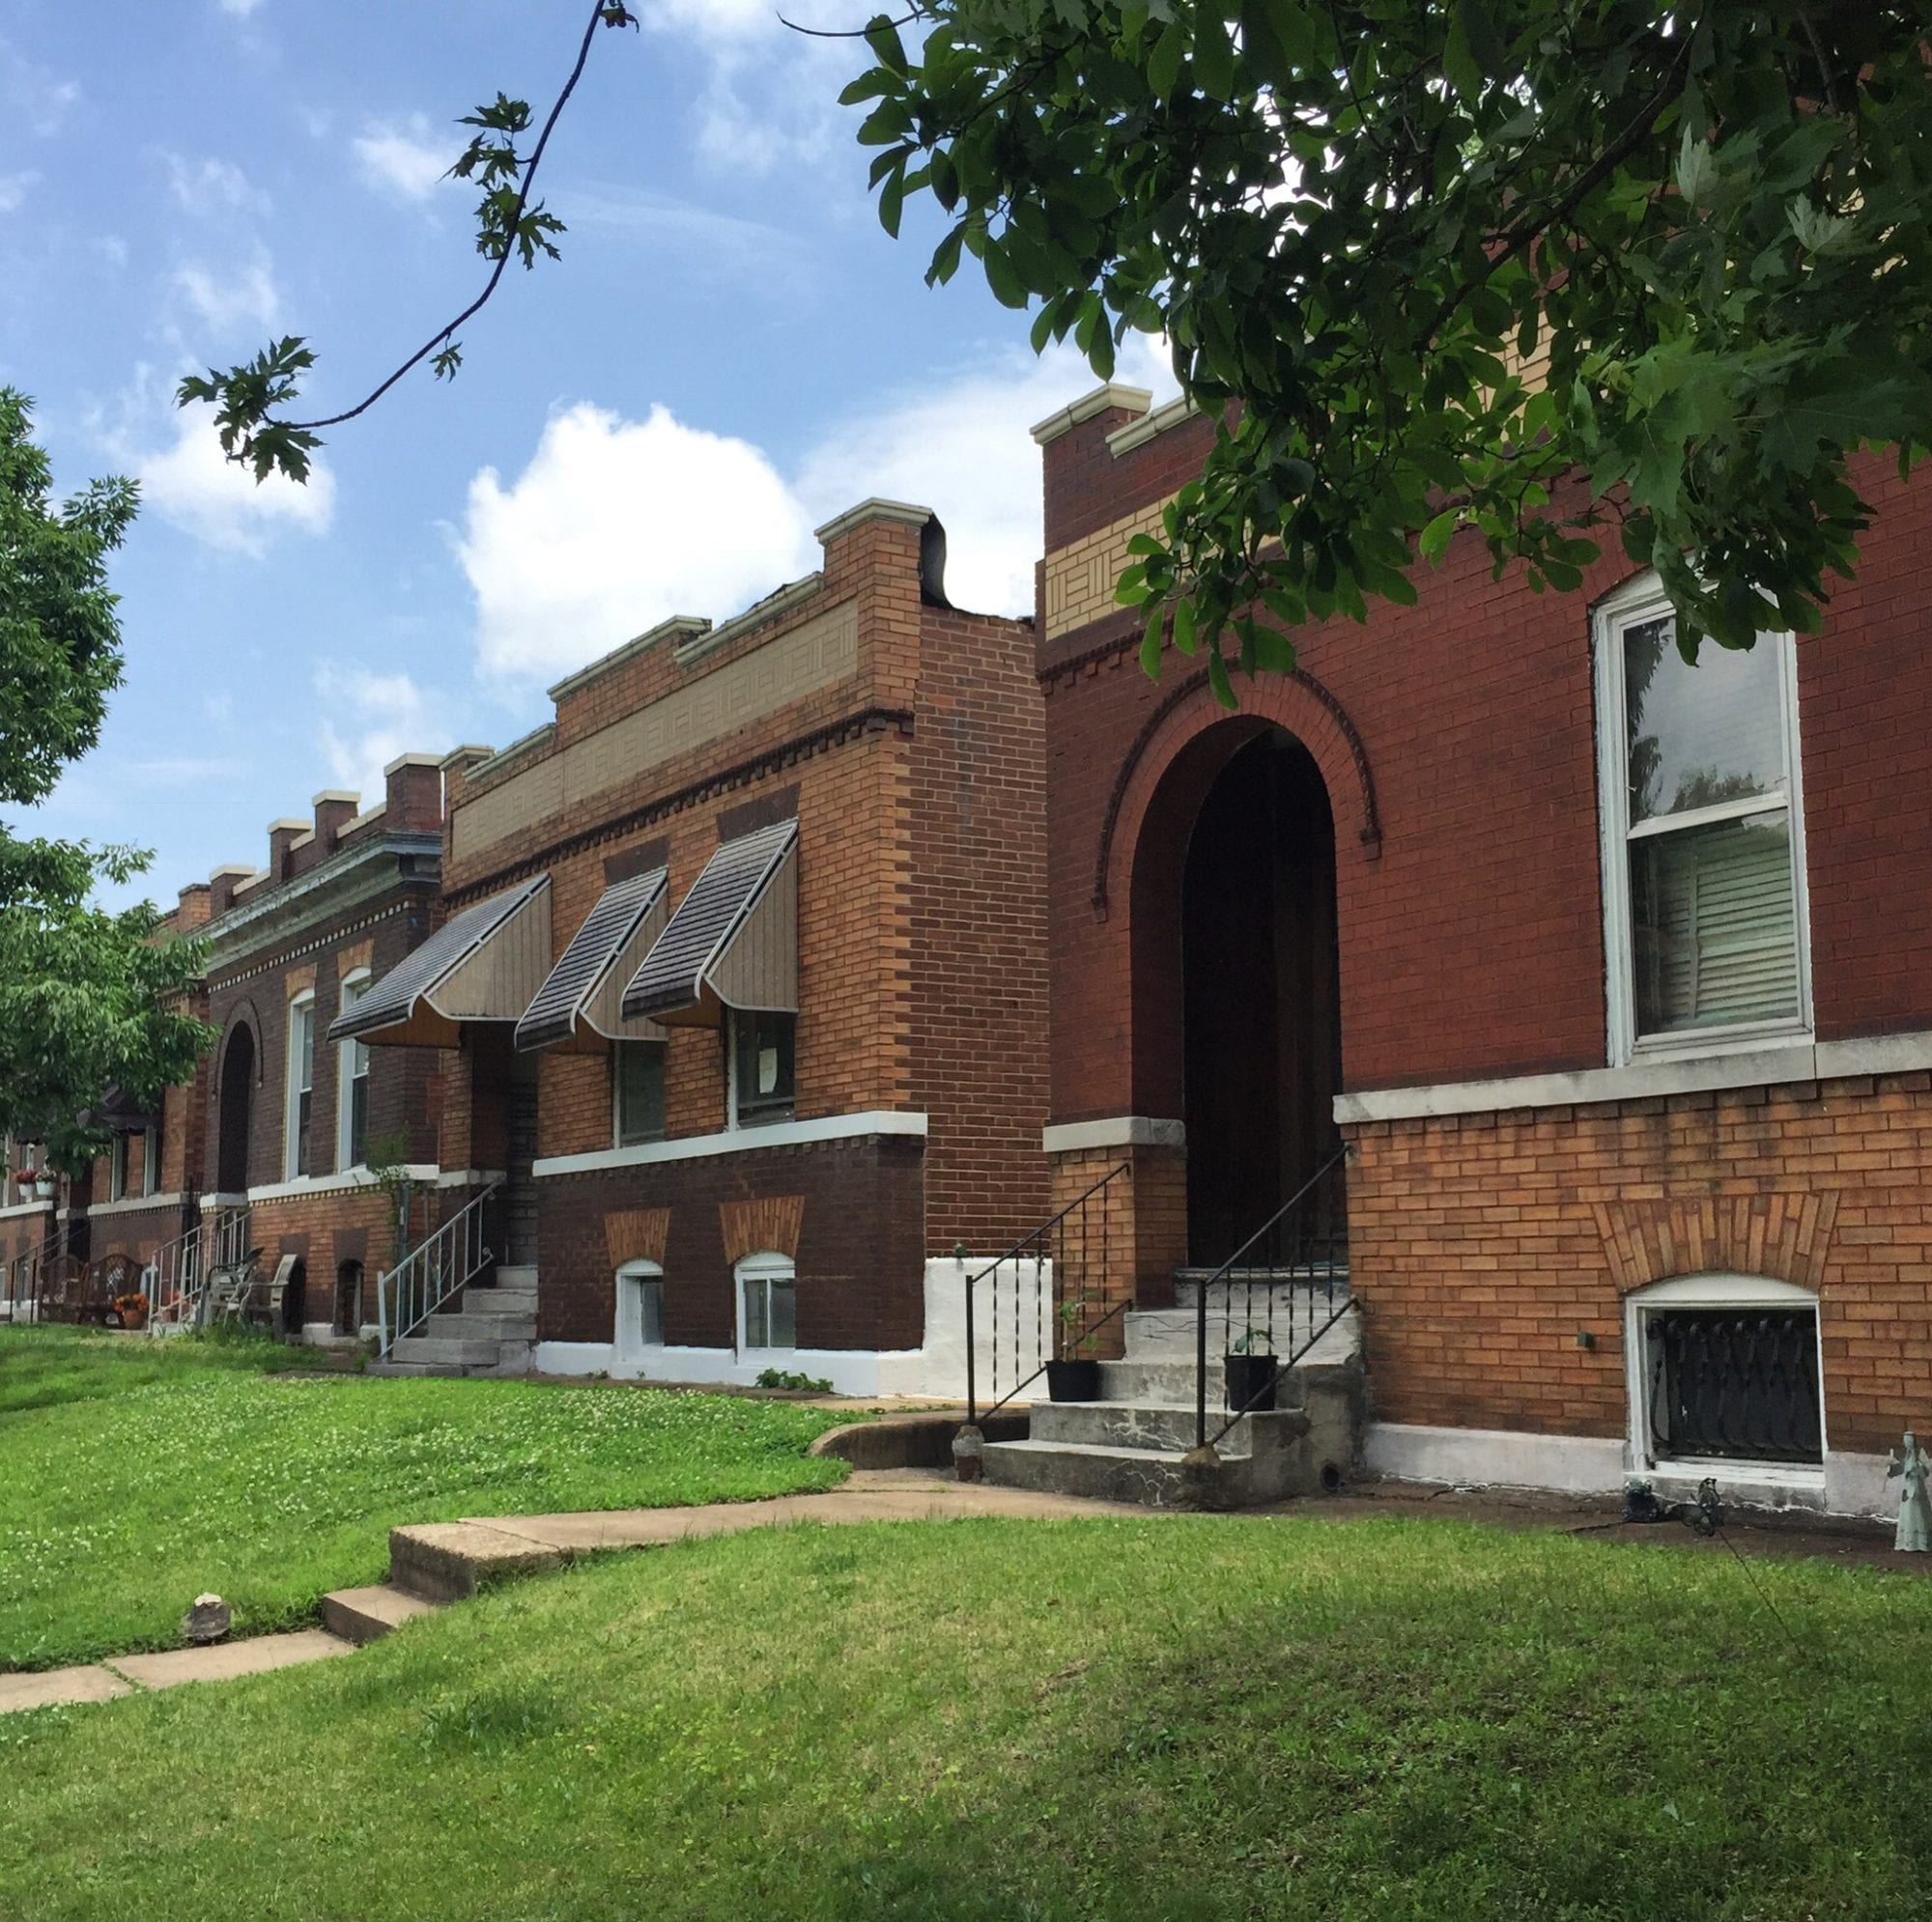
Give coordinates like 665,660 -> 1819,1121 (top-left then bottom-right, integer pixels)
737,1252 -> 796,1352
615,1258 -> 665,1365
1627,1275 -> 1823,1472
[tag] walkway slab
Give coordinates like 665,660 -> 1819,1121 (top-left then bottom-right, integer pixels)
0,1664 -> 131,1713
388,1519 -> 566,1601
104,1629 -> 354,1691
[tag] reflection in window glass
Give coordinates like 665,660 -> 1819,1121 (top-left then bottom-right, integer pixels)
742,1268 -> 796,1349
1624,618 -> 1785,823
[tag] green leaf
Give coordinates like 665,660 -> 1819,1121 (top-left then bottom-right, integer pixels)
864,15 -> 908,77
1442,2 -> 1484,106
1140,601 -> 1166,675
1420,507 -> 1461,562
980,240 -> 1030,310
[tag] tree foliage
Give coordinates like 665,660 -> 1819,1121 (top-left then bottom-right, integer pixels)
0,390 -> 211,1172
846,2 -> 1932,692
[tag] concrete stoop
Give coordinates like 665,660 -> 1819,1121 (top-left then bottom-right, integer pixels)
980,1304 -> 1365,1511
381,1264 -> 537,1377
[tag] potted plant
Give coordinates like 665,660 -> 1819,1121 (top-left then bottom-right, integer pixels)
1226,1328 -> 1280,1413
112,1292 -> 148,1331
1046,1292 -> 1105,1401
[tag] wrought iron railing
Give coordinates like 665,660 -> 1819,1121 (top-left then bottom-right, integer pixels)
964,1162 -> 1133,1424
6,1230 -> 61,1322
1192,1145 -> 1352,1451
146,1205 -> 251,1332
377,1183 -> 498,1359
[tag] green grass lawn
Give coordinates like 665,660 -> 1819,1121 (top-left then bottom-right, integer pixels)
1,1516 -> 1927,1920
0,1326 -> 851,1670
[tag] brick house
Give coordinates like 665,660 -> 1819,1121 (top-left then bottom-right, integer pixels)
338,498 -> 1050,1391
1033,382 -> 1932,1518
196,758 -> 449,1340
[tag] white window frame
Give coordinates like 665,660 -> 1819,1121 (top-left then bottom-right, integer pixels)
109,1131 -> 129,1202
735,1250 -> 797,1354
285,990 -> 316,1181
1623,1272 -> 1826,1484
1593,574 -> 1812,1067
336,969 -> 372,1173
141,1123 -> 159,1197
613,1258 -> 667,1366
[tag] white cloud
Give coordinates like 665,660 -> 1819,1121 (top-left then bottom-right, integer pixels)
172,256 -> 282,336
316,664 -> 433,801
165,155 -> 269,217
2,40 -> 79,137
136,402 -> 336,553
0,170 -> 35,214
217,0 -> 266,16
354,115 -> 455,202
455,343 -> 1181,683
798,336 -> 1179,615
642,3 -> 863,176
457,402 -> 817,680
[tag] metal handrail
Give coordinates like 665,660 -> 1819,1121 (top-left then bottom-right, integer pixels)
9,1230 -> 61,1322
964,1161 -> 1132,1424
377,1183 -> 498,1359
1193,1144 -> 1353,1451
148,1206 -> 250,1332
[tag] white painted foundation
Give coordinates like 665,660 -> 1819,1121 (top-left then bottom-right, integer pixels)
1366,1421 -> 1893,1519
535,1257 -> 1053,1401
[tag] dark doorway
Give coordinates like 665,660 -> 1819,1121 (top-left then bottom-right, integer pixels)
335,1259 -> 363,1337
217,1024 -> 256,1195
1181,729 -> 1342,1265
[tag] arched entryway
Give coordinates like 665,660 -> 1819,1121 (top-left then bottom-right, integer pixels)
1131,722 -> 1343,1268
216,1023 -> 256,1194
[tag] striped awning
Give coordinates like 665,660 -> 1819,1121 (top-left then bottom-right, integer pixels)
328,874 -> 552,1048
621,820 -> 798,1029
514,867 -> 670,1053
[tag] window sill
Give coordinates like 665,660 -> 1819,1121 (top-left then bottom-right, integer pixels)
535,1111 -> 927,1178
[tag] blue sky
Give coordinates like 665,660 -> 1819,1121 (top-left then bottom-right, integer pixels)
1,0 -> 1174,909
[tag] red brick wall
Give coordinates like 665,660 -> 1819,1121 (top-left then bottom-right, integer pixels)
906,604 -> 1052,1257
1041,423 -> 1932,1120
536,1136 -> 925,1350
1345,1068 -> 1932,1456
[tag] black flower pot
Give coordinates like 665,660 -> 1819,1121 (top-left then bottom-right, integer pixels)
1225,1353 -> 1279,1413
1046,1358 -> 1104,1402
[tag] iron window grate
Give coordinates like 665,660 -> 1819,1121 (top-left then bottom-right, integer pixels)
1644,1308 -> 1822,1465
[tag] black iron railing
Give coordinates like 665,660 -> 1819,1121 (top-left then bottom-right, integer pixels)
965,1161 -> 1132,1424
1193,1145 -> 1352,1451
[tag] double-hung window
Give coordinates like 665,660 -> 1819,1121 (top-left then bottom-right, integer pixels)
337,972 -> 371,1170
286,993 -> 316,1179
1595,578 -> 1808,1060
109,1132 -> 129,1201
141,1124 -> 159,1197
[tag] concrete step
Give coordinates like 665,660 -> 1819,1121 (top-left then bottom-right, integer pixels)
1029,1399 -> 1308,1457
389,1334 -> 511,1368
389,1520 -> 564,1603
321,1583 -> 441,1645
368,1360 -> 467,1377
492,1265 -> 539,1288
431,1307 -> 536,1339
981,1437 -> 1206,1508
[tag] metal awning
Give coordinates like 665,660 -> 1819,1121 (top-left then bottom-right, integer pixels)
89,1087 -> 160,1134
328,874 -> 552,1048
621,819 -> 798,1029
514,867 -> 670,1053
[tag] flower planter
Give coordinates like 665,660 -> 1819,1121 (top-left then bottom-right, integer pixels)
1224,1353 -> 1280,1413
1045,1358 -> 1104,1402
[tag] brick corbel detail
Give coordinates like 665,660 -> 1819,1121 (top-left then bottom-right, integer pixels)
1593,1192 -> 1839,1294
604,1207 -> 670,1270
719,1195 -> 805,1265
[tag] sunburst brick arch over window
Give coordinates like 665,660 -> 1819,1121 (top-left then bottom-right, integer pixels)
1594,1192 -> 1840,1293
603,1207 -> 669,1271
719,1194 -> 805,1266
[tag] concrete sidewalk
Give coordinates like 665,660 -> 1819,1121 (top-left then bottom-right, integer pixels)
0,1471 -> 1141,1715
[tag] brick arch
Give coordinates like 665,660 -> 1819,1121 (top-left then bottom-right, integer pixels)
214,1008 -> 262,1195
1094,664 -> 1380,919
1594,1193 -> 1841,1294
